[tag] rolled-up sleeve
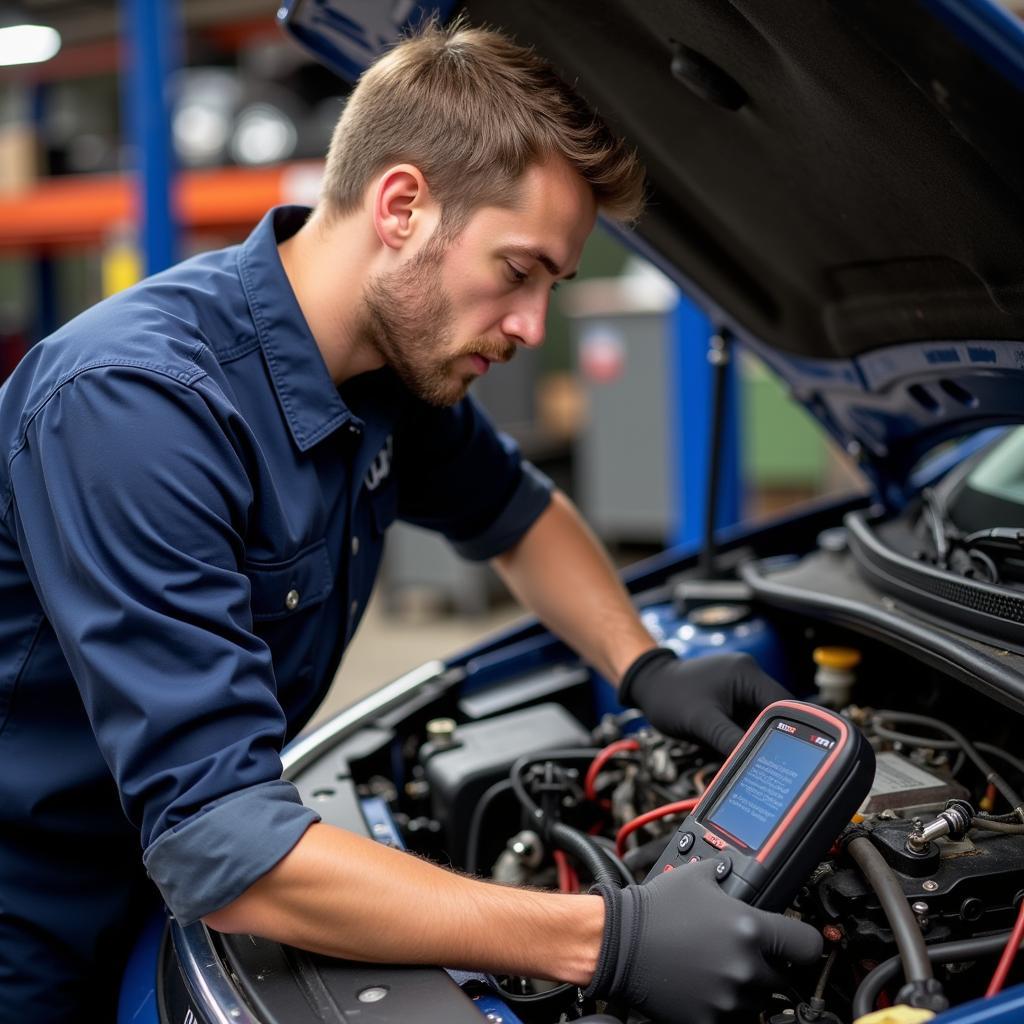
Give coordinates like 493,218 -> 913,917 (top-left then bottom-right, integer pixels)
8,365 -> 319,924
395,395 -> 553,560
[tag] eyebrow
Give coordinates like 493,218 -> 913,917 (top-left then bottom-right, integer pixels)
505,246 -> 579,281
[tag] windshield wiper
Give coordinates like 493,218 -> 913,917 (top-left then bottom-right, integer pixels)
961,527 -> 1024,553
920,487 -> 958,569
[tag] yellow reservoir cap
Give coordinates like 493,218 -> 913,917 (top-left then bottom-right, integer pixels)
854,1007 -> 935,1024
813,646 -> 862,670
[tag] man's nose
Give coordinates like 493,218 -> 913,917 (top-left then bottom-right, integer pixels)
502,293 -> 549,349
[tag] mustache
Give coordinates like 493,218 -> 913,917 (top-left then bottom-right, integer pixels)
467,341 -> 517,364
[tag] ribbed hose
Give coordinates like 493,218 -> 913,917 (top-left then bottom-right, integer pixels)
548,821 -> 621,889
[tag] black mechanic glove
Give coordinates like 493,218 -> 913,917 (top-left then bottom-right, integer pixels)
620,649 -> 790,755
586,860 -> 822,1024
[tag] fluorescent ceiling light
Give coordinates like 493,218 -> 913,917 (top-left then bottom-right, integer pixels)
0,24 -> 61,66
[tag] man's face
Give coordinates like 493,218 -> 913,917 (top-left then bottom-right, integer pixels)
360,158 -> 597,406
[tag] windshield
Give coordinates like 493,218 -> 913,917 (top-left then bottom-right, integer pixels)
962,428 -> 1024,504
948,427 -> 1024,535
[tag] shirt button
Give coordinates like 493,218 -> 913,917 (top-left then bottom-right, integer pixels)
285,589 -> 300,611
351,536 -> 360,556
350,599 -> 358,619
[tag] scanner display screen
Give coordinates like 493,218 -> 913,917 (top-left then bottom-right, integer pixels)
705,720 -> 832,851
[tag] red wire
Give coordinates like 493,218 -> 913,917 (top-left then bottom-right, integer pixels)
584,738 -> 640,803
615,797 -> 700,856
987,897 -> 1024,996
553,849 -> 579,893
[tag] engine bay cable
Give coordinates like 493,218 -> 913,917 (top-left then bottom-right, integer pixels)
465,778 -> 514,876
509,748 -> 603,823
552,848 -> 579,893
852,932 -> 1012,1018
972,817 -> 1024,835
548,820 -> 620,888
615,797 -> 699,856
846,836 -> 935,994
977,742 -> 1024,781
583,738 -> 640,802
587,834 -> 636,887
986,897 -> 1024,997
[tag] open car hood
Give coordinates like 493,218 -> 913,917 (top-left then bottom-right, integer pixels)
281,0 -> 1024,497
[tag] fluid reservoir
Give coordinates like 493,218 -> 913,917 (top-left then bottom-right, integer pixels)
813,646 -> 861,707
595,599 -> 790,720
641,602 -> 784,671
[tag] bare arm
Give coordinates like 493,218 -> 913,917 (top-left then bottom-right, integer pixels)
491,489 -> 656,684
203,822 -> 603,983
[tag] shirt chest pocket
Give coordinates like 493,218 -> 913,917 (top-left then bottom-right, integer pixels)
244,538 -> 334,622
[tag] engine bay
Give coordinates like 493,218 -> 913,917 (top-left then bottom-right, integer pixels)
158,523 -> 1024,1024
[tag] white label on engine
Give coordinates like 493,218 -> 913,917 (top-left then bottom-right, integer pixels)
869,751 -> 946,796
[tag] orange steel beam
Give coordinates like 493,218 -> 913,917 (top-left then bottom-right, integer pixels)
0,162 -> 323,250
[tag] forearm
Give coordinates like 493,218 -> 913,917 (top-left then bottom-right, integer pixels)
203,822 -> 604,985
492,490 -> 655,682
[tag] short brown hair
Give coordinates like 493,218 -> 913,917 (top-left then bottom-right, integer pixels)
320,20 -> 645,233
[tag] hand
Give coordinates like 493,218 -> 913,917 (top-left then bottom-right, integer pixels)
619,649 -> 790,755
586,860 -> 822,1024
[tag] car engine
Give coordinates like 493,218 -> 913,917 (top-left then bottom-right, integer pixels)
345,584 -> 1024,1023
167,512 -> 1024,1024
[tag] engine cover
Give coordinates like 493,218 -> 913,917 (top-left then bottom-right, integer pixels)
815,821 -> 1024,958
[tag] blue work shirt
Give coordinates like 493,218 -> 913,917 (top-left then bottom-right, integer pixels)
0,206 -> 551,1018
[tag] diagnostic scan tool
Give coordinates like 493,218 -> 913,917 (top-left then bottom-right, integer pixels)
647,700 -> 874,910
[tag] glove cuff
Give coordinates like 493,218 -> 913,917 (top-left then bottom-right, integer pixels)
619,646 -> 677,708
583,883 -> 624,999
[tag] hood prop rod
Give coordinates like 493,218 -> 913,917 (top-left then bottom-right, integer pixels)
699,330 -> 732,580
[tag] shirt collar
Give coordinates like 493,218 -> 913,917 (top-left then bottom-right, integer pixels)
237,206 -> 351,452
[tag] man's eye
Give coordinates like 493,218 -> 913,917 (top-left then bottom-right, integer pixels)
506,262 -> 528,284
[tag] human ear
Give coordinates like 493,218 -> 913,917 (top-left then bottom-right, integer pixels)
371,164 -> 434,251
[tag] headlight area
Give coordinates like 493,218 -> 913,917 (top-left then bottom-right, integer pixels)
163,602 -> 1024,1024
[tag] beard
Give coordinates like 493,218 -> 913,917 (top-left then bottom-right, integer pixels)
359,244 -> 515,407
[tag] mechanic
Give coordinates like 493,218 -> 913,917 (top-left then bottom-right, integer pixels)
0,21 -> 821,1024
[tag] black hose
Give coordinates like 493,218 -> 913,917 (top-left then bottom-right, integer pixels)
814,948 -> 838,1001
493,978 -> 578,1010
977,742 -> 1024,781
852,932 -> 1011,1019
508,749 -> 625,888
622,833 -> 670,875
847,837 -> 933,986
871,723 -> 961,750
971,817 -> 1024,835
875,710 -> 1024,815
549,821 -> 620,888
589,834 -> 636,887
465,779 -> 514,875
478,974 -> 578,1011
509,748 -> 604,827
